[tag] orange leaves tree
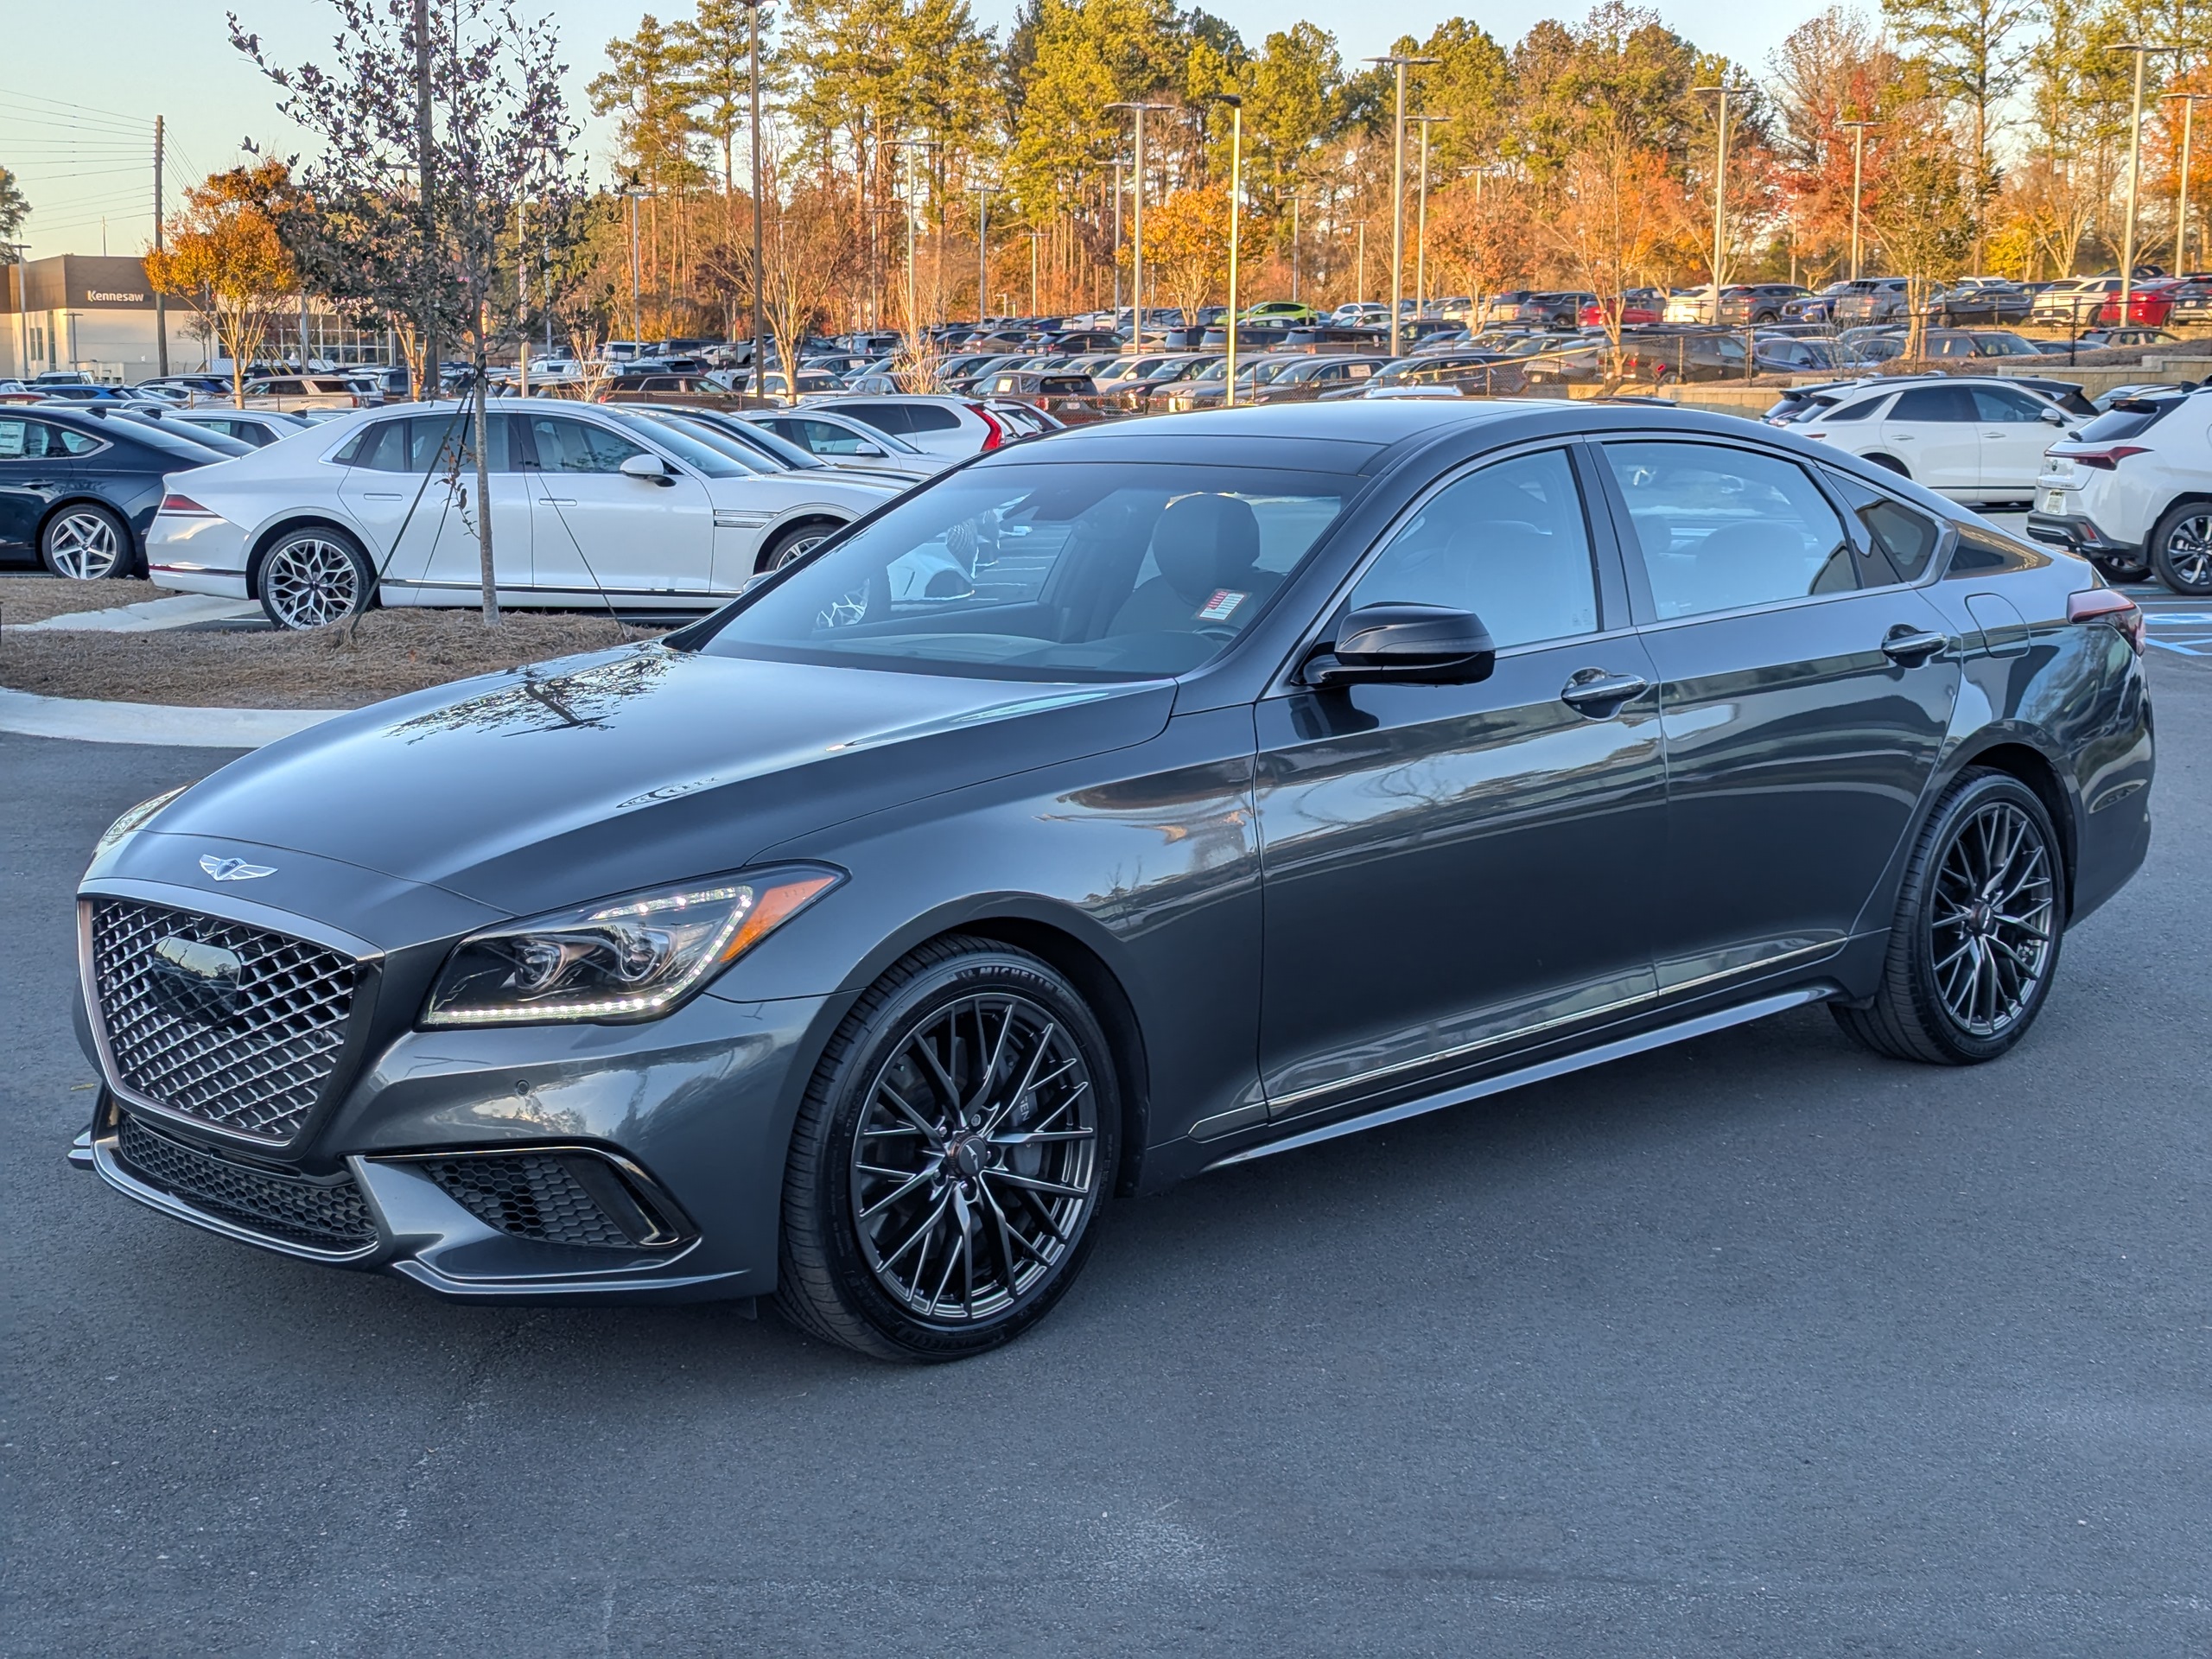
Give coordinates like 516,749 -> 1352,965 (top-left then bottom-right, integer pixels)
1542,124 -> 1688,367
144,161 -> 302,407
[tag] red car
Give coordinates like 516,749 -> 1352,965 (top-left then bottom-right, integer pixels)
1580,291 -> 1664,327
2097,279 -> 2181,326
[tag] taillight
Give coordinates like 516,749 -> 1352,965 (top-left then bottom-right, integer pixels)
2069,587 -> 2144,653
2070,446 -> 2148,470
158,493 -> 216,516
968,403 -> 1007,449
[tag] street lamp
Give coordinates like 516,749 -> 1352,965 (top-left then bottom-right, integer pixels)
2164,91 -> 2211,277
887,137 -> 939,359
1409,115 -> 1448,313
1107,102 -> 1172,349
1202,94 -> 1244,404
735,0 -> 768,390
1365,54 -> 1438,357
1838,118 -> 1879,281
1693,83 -> 1734,325
1026,227 -> 1045,315
617,175 -> 645,346
1109,154 -> 1133,317
975,181 -> 995,325
2108,43 -> 2180,321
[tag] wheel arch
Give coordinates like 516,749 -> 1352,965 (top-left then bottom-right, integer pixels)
243,513 -> 371,598
1863,452 -> 1910,477
753,511 -> 852,575
2150,490 -> 2212,537
1943,737 -> 2081,919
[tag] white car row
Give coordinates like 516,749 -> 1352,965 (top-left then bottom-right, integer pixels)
147,399 -> 907,628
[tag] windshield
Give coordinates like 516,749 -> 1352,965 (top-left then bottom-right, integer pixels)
691,461 -> 1352,681
617,410 -> 776,475
706,414 -> 833,467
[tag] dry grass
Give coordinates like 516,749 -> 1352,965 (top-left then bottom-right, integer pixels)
0,576 -> 172,626
0,607 -> 666,709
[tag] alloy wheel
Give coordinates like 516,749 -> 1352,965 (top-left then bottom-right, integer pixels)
2162,512 -> 2212,591
263,537 -> 362,628
848,992 -> 1100,1325
1929,800 -> 2056,1039
773,531 -> 828,569
45,510 -> 124,580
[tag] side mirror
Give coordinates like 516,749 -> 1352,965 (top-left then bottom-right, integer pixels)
1301,603 -> 1497,690
851,442 -> 886,457
2038,406 -> 2065,425
620,452 -> 674,486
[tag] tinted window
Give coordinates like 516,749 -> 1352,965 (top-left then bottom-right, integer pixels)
54,424 -> 104,454
1345,449 -> 1597,649
1826,397 -> 1879,422
0,418 -> 63,459
1890,385 -> 1976,423
1947,524 -> 2048,578
526,415 -> 648,474
901,405 -> 963,433
774,416 -> 881,457
696,463 -> 1348,681
2075,397 -> 2185,442
341,413 -> 521,472
1970,386 -> 2049,423
1604,441 -> 1857,620
1827,474 -> 1945,582
618,412 -> 773,476
839,403 -> 913,435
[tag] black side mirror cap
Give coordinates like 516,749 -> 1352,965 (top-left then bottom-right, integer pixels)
1302,602 -> 1497,689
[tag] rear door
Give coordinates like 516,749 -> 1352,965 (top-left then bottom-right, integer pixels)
334,413 -> 459,590
1879,384 -> 1982,497
1596,437 -> 1958,993
0,416 -> 77,553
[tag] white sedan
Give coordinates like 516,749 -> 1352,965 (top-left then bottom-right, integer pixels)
147,398 -> 902,628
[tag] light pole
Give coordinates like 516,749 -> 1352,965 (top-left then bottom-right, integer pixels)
1289,194 -> 1304,303
1109,155 -> 1130,318
736,0 -> 767,388
1839,118 -> 1878,281
2109,44 -> 2179,321
1108,103 -> 1171,349
1027,227 -> 1044,315
619,176 -> 645,346
1409,115 -> 1448,313
1203,94 -> 1244,404
887,137 -> 938,356
2164,92 -> 2210,278
1365,54 -> 1438,357
976,182 -> 993,324
1694,82 -> 1733,324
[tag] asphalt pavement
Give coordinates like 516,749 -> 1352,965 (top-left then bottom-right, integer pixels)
3,625 -> 2208,1657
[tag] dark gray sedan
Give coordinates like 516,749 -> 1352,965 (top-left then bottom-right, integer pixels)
72,401 -> 2153,1361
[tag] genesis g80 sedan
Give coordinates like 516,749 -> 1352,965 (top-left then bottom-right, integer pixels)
72,401 -> 2153,1360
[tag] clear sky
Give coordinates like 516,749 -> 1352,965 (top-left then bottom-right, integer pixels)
2,0 -> 1835,259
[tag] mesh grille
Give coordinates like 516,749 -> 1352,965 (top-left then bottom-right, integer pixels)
419,1154 -> 645,1249
115,1112 -> 376,1253
92,899 -> 359,1143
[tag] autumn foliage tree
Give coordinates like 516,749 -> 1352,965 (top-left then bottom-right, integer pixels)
144,161 -> 302,407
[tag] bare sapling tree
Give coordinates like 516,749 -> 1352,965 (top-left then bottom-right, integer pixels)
232,0 -> 583,626
761,176 -> 858,404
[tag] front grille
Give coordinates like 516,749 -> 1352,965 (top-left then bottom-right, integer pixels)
115,1112 -> 377,1254
91,899 -> 359,1143
418,1154 -> 662,1249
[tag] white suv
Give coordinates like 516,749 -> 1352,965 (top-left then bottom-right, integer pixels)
1789,375 -> 2087,504
2029,385 -> 2212,593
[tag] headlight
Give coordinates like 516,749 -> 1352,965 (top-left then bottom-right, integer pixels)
91,786 -> 188,864
422,868 -> 840,1027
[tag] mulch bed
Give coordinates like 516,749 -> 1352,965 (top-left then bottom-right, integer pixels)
0,577 -> 171,627
0,608 -> 665,709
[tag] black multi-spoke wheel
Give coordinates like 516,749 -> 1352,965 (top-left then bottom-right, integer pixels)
778,938 -> 1119,1361
2149,504 -> 2212,596
1834,769 -> 2066,1065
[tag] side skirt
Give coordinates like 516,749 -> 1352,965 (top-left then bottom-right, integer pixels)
1204,984 -> 1837,1172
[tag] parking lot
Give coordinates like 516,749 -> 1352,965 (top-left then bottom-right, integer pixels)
0,583 -> 2204,1655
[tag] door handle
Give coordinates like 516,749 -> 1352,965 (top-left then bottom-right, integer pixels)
1560,669 -> 1650,716
1880,626 -> 1949,665
540,497 -> 576,506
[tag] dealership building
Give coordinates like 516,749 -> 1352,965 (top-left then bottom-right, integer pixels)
3,254 -> 390,383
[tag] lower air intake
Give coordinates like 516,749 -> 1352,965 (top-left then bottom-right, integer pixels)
116,1112 -> 377,1255
417,1152 -> 673,1249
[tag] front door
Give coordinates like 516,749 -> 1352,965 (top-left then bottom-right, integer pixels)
1595,437 -> 1960,994
519,413 -> 714,603
1878,383 -> 1983,499
1968,383 -> 2063,499
1255,446 -> 1666,1122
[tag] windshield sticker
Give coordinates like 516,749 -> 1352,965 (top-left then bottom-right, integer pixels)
1196,590 -> 1247,623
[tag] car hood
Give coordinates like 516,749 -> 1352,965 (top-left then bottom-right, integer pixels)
122,645 -> 1176,922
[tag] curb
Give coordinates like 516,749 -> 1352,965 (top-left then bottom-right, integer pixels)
0,688 -> 342,748
4,594 -> 264,633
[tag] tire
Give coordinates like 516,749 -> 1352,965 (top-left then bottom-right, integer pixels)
2147,501 -> 2212,595
40,503 -> 133,580
1833,768 -> 2065,1065
755,519 -> 838,575
2088,552 -> 2152,585
257,527 -> 375,630
777,936 -> 1121,1362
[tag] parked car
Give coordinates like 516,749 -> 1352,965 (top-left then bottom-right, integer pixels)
1717,283 -> 1814,325
1783,280 -> 1874,324
2030,278 -> 2122,327
73,398 -> 2152,1361
738,407 -> 956,481
160,409 -> 316,448
1102,355 -> 1225,415
618,405 -> 926,499
1238,301 -> 1321,327
1491,290 -> 1594,327
143,398 -> 902,628
1932,279 -> 2033,324
1616,330 -> 1752,385
1333,353 -> 1529,397
1967,331 -> 2048,359
1751,336 -> 1869,372
971,369 -> 1109,423
1159,356 -> 1302,412
1832,280 -> 1914,326
2073,326 -> 2178,350
2030,385 -> 2212,591
1580,289 -> 1666,327
1789,374 -> 2087,503
2163,275 -> 2212,326
1245,354 -> 1391,403
0,406 -> 226,578
241,375 -> 367,411
816,393 -> 1034,456
2090,280 -> 2184,327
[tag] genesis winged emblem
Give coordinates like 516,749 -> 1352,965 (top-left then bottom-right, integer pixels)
199,854 -> 276,881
